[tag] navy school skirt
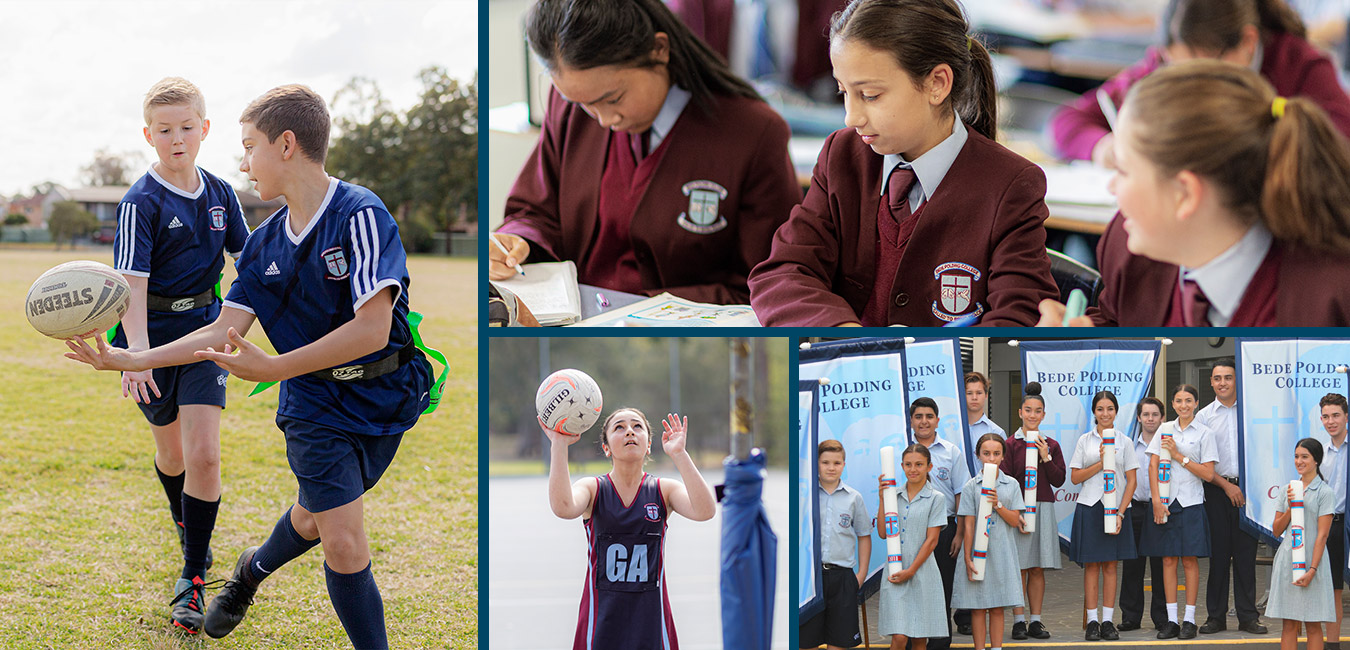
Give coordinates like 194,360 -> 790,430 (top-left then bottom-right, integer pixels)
1069,501 -> 1138,564
1138,500 -> 1210,558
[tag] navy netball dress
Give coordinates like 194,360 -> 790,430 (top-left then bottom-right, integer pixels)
573,473 -> 678,650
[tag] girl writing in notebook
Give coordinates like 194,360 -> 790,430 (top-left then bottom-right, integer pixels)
490,0 -> 799,306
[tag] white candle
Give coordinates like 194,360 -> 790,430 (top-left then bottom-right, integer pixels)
1103,428 -> 1119,534
880,446 -> 904,577
1157,423 -> 1173,524
971,463 -> 998,581
1290,479 -> 1307,584
1023,430 -> 1040,534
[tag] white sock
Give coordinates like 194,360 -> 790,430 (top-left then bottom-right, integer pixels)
1015,614 -> 1026,624
1103,606 -> 1114,623
1185,605 -> 1196,624
1167,603 -> 1178,623
1087,608 -> 1099,623
1030,614 -> 1042,623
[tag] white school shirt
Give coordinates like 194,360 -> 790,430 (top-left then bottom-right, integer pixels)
1325,435 -> 1348,515
968,413 -> 1006,439
1070,428 -> 1141,507
1145,419 -> 1219,508
818,481 -> 872,569
1196,399 -> 1240,478
1132,431 -> 1155,503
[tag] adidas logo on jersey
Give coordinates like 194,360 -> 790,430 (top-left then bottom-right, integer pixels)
167,217 -> 184,229
265,262 -> 280,276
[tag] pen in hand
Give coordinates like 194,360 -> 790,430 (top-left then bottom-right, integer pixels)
490,233 -> 525,276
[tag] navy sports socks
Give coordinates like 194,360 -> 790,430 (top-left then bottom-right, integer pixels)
155,463 -> 185,525
247,506 -> 321,585
325,561 -> 388,650
180,493 -> 219,580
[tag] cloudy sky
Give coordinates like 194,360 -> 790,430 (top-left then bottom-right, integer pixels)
0,0 -> 478,197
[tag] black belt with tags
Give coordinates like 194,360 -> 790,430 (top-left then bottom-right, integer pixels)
147,289 -> 216,312
307,341 -> 415,383
1222,475 -> 1240,485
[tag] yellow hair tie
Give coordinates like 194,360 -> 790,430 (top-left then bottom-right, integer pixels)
967,35 -> 974,51
1272,96 -> 1288,119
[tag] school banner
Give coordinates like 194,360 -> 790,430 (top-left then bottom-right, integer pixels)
1018,340 -> 1162,546
799,337 -> 965,588
1236,338 -> 1350,545
799,338 -> 910,589
908,338 -> 975,474
798,380 -> 824,619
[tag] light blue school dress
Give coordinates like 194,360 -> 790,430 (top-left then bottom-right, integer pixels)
952,471 -> 1026,610
1267,477 -> 1337,623
878,481 -> 951,638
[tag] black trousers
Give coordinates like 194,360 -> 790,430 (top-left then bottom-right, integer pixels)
1120,502 -> 1168,628
926,517 -> 959,650
1203,481 -> 1259,624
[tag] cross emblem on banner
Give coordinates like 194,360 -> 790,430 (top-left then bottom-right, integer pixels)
1253,405 -> 1297,470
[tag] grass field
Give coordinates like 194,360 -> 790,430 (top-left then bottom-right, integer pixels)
0,249 -> 478,649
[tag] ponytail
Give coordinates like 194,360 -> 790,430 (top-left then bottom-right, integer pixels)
830,0 -> 997,140
1162,0 -> 1305,52
1124,59 -> 1350,255
1262,97 -> 1350,253
525,0 -> 761,116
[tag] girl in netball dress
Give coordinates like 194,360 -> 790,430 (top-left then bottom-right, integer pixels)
998,382 -> 1065,640
544,408 -> 716,650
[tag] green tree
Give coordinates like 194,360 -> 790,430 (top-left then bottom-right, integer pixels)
4,213 -> 28,225
81,149 -> 144,186
47,201 -> 98,249
327,66 -> 478,254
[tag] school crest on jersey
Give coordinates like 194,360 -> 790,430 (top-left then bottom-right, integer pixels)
208,206 -> 227,231
839,513 -> 852,528
321,247 -> 349,280
644,503 -> 661,522
676,180 -> 729,234
932,261 -> 985,321
935,466 -> 950,481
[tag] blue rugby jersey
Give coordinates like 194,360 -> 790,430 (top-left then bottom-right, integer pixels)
114,165 -> 249,297
112,165 -> 249,343
223,177 -> 428,435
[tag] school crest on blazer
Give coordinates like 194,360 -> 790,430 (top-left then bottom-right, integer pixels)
677,180 -> 729,234
932,261 -> 985,321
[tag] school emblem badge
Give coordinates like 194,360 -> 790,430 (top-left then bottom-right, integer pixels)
208,206 -> 227,231
676,180 -> 729,234
644,503 -> 661,522
321,247 -> 349,280
839,513 -> 852,528
932,261 -> 985,322
935,467 -> 950,481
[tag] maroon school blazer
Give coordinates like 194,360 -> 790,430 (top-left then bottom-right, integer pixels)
748,126 -> 1058,326
497,88 -> 800,305
1090,214 -> 1350,326
1052,30 -> 1350,161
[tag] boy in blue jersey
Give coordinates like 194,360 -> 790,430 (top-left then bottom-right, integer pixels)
112,77 -> 250,634
67,84 -> 430,650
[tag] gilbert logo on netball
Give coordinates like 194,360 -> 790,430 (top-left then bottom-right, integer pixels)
676,180 -> 728,234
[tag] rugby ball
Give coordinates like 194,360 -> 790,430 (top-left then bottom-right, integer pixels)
536,369 -> 603,436
25,261 -> 130,340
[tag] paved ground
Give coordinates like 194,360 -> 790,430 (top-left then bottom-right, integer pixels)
852,550 -> 1346,649
488,469 -> 790,650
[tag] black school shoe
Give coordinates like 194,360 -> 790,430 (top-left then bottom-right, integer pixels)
1180,621 -> 1199,639
175,521 -> 213,571
1085,621 -> 1101,641
1199,617 -> 1226,634
1239,619 -> 1269,634
1011,621 -> 1028,640
1116,620 -> 1141,631
956,623 -> 972,635
170,576 -> 207,634
1100,621 -> 1120,640
203,546 -> 261,639
1157,621 -> 1180,639
1028,620 -> 1051,639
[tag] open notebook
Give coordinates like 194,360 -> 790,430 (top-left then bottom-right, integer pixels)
490,261 -> 582,326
